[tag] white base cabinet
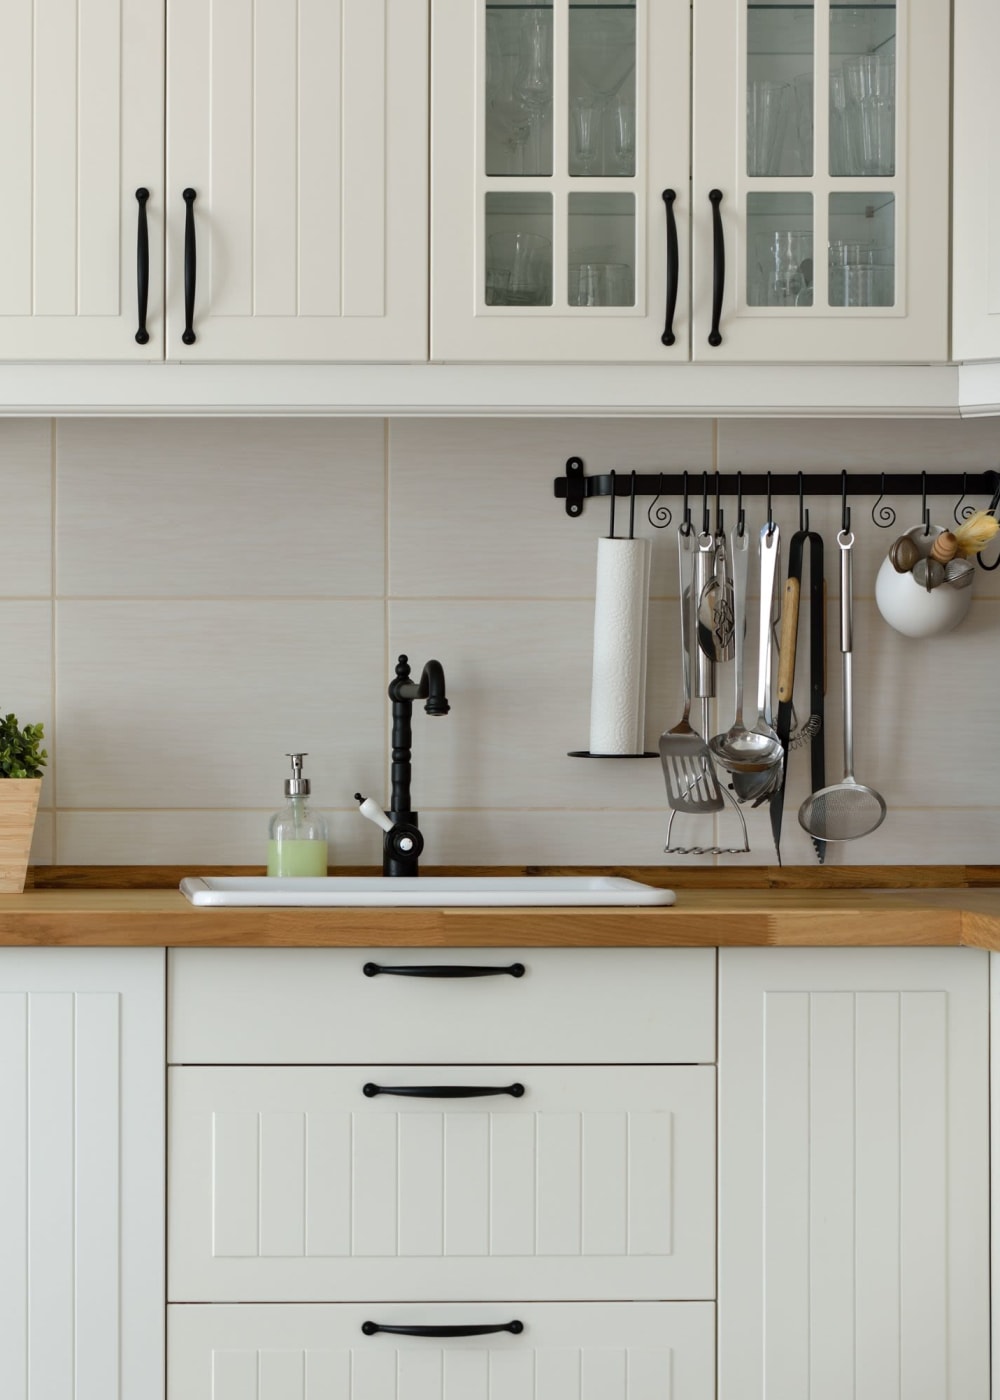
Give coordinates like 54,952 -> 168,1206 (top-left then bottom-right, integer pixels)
0,948 -> 165,1400
168,1303 -> 716,1400
719,947 -> 990,1400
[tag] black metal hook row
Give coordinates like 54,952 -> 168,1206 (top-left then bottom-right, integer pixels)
560,461 -> 1000,566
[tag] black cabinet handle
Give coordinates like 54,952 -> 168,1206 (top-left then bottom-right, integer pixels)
362,1321 -> 524,1339
134,188 -> 150,345
363,961 -> 525,979
362,1082 -> 525,1099
661,188 -> 678,347
182,188 -> 197,345
708,189 -> 724,347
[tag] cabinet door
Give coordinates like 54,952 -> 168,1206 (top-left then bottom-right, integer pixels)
432,0 -> 690,361
166,0 -> 428,361
0,0 -> 164,360
0,949 -> 165,1400
692,0 -> 948,361
169,1064 -> 715,1303
953,0 -> 999,360
170,1303 -> 715,1400
719,948 -> 989,1400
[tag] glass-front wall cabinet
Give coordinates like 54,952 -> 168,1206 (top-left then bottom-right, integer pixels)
692,0 -> 947,361
432,0 -> 690,361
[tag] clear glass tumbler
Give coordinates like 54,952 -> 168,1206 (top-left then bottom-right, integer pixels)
486,231 -> 552,305
842,54 -> 895,176
747,80 -> 789,176
756,230 -> 814,307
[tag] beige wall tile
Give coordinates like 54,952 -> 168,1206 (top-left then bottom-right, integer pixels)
717,416 -> 1000,471
419,809 -> 715,867
0,602 -> 54,807
56,418 -> 385,597
389,417 -> 712,599
55,600 -> 384,809
57,808 -> 375,867
29,810 -> 54,866
0,420 -> 51,595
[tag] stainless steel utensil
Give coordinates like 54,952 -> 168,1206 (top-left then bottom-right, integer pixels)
798,528 -> 886,842
698,529 -> 735,662
659,528 -> 724,815
709,525 -> 763,772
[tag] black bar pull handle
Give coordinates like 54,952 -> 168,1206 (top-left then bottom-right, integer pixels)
134,188 -> 150,345
362,1321 -> 524,1339
708,189 -> 724,347
182,188 -> 197,345
363,961 -> 525,979
661,188 -> 678,346
363,1082 -> 525,1099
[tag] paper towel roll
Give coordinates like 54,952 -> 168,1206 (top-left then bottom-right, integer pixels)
589,536 -> 651,754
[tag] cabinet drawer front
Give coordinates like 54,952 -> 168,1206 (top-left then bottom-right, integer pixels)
169,1302 -> 715,1400
168,947 -> 715,1064
169,1065 -> 715,1302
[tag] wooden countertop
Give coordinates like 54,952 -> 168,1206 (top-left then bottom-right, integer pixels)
2,883 -> 1000,948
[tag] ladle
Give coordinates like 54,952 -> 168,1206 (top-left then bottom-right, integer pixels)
712,523 -> 784,776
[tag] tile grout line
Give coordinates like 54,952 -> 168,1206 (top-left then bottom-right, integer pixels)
50,418 -> 57,865
383,418 -> 391,807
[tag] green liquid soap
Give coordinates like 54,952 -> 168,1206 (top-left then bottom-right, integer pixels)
267,839 -> 328,877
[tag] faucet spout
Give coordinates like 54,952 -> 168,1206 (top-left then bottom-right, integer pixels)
388,657 -> 450,716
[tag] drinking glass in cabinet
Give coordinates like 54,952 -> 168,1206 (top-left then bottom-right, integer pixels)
568,261 -> 633,307
567,192 -> 635,307
568,4 -> 636,177
746,194 -> 813,307
746,0 -> 813,178
485,3 -> 553,176
747,80 -> 789,177
842,53 -> 895,176
828,192 -> 895,306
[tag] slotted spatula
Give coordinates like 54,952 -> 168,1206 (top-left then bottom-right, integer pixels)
660,526 -> 724,815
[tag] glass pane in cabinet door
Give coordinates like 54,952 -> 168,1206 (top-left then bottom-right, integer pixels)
747,193 -> 813,306
828,192 -> 894,305
830,4 -> 896,176
567,193 -> 635,305
747,1 -> 814,177
485,192 -> 553,305
568,3 -> 636,177
485,3 -> 554,176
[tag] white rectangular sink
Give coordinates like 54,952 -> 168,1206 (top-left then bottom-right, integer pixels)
179,875 -> 675,908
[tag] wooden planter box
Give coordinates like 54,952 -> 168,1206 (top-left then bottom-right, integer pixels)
0,779 -> 41,892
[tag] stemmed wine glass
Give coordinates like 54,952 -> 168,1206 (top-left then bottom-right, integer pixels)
513,8 -> 553,175
570,9 -> 636,175
486,14 -> 534,174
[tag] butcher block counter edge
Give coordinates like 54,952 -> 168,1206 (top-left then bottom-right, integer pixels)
1,884 -> 1000,948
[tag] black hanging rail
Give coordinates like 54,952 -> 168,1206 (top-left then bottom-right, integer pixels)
556,457 -> 1000,523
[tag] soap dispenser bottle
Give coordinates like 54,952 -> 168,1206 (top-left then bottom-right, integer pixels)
267,753 -> 329,877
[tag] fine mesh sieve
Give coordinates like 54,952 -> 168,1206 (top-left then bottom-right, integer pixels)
798,529 -> 886,843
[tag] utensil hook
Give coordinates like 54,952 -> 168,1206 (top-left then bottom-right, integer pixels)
921,471 -> 930,534
680,470 -> 693,536
647,471 -> 673,530
978,477 -> 1000,570
608,469 -> 617,538
871,470 -> 895,529
701,471 -> 710,536
628,470 -> 637,540
766,471 -> 774,537
953,472 -> 975,526
841,469 -> 851,534
714,471 -> 724,535
736,470 -> 745,537
798,472 -> 809,534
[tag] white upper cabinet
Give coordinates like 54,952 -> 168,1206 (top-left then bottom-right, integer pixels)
0,0 -> 163,360
953,0 -> 998,361
166,0 -> 428,361
432,0 -> 950,364
690,0 -> 948,361
431,0 -> 690,362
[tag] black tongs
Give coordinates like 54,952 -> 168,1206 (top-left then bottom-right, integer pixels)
771,525 -> 826,864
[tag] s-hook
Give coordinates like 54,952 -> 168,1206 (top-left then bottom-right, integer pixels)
608,469 -> 617,537
841,469 -> 851,534
766,471 -> 775,535
871,471 -> 896,528
797,471 -> 810,534
628,470 -> 637,539
979,477 -> 1000,570
681,470 -> 693,536
921,470 -> 930,534
736,470 -> 745,537
647,471 -> 673,529
953,473 -> 976,526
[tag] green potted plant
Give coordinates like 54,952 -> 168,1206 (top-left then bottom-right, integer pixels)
0,712 -> 46,892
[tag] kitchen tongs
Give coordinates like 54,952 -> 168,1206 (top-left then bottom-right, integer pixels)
770,526 -> 826,864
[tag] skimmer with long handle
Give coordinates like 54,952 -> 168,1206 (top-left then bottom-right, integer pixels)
798,528 -> 886,842
659,527 -> 724,815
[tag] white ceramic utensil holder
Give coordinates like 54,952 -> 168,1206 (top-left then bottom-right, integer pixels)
875,522 -> 974,638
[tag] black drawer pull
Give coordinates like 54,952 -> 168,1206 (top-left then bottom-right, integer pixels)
363,961 -> 525,979
134,188 -> 150,344
362,1082 -> 525,1099
661,188 -> 678,346
182,187 -> 197,345
362,1321 -> 524,1339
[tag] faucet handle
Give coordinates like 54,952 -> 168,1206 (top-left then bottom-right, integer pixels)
355,793 -> 395,835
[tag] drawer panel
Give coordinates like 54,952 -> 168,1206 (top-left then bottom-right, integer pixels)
169,1302 -> 716,1399
169,1065 -> 715,1302
168,947 -> 716,1064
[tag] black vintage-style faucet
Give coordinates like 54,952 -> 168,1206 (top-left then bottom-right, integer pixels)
355,654 -> 450,877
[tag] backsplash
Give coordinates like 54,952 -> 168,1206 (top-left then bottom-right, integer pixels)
5,414 -> 999,869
